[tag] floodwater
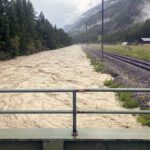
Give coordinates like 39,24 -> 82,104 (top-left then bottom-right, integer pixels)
0,45 -> 141,128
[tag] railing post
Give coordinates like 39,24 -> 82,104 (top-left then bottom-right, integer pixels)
72,91 -> 78,136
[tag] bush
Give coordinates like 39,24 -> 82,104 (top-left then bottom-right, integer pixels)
9,36 -> 20,57
91,59 -> 105,72
26,41 -> 35,54
104,79 -> 138,109
34,40 -> 43,50
0,51 -> 11,60
10,36 -> 20,50
118,92 -> 138,108
138,114 -> 150,127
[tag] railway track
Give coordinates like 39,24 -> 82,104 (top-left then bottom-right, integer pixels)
87,49 -> 150,71
105,52 -> 150,71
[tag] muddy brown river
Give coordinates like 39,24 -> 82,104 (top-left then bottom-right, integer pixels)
0,45 -> 141,128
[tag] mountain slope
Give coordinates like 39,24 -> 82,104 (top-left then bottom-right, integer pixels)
64,0 -> 150,42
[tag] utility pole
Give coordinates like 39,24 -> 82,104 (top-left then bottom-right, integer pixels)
86,22 -> 88,50
101,0 -> 104,61
83,32 -> 85,46
83,32 -> 85,49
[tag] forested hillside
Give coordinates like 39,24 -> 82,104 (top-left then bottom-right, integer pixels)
65,0 -> 150,43
0,0 -> 72,60
104,19 -> 150,43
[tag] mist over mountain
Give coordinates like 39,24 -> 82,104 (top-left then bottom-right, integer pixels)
64,0 -> 150,42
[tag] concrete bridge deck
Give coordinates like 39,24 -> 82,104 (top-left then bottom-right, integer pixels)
0,129 -> 149,150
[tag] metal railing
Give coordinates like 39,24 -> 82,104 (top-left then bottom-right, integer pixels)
0,88 -> 150,136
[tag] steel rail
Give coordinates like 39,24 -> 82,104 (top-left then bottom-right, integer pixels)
105,52 -> 150,66
0,110 -> 149,115
0,110 -> 72,114
87,49 -> 150,71
104,52 -> 150,71
78,110 -> 150,114
0,88 -> 150,93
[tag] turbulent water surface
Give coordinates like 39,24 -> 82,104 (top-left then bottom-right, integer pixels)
0,45 -> 141,128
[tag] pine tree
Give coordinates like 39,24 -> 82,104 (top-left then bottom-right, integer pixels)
0,0 -> 72,60
0,0 -> 10,50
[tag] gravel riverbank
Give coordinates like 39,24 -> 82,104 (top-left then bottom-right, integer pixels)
85,45 -> 150,109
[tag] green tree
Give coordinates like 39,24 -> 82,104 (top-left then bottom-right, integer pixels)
0,0 -> 10,49
0,0 -> 72,60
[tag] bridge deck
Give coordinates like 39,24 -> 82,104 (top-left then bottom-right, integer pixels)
0,128 -> 149,141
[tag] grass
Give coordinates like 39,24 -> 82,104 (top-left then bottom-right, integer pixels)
104,79 -> 118,88
87,44 -> 150,61
138,113 -> 150,127
118,92 -> 139,108
86,53 -> 105,72
90,59 -> 105,72
105,44 -> 150,61
104,79 -> 138,109
104,79 -> 150,126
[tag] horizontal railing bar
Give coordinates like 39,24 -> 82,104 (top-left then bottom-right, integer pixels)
0,110 -> 149,115
77,110 -> 150,114
0,110 -> 72,114
77,88 -> 150,92
0,89 -> 75,93
0,88 -> 150,93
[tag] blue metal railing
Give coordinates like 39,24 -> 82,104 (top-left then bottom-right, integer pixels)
0,88 -> 150,136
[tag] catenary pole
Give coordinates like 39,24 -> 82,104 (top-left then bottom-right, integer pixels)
101,0 -> 104,60
86,22 -> 88,50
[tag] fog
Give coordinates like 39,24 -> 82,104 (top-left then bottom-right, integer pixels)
141,1 -> 150,21
135,0 -> 150,23
30,0 -> 150,29
31,0 -> 100,27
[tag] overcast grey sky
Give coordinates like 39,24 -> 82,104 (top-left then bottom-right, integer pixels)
31,0 -> 100,28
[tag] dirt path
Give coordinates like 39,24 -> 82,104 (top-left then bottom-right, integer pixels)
0,45 -> 141,128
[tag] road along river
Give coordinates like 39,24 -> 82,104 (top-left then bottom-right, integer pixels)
0,45 -> 141,128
